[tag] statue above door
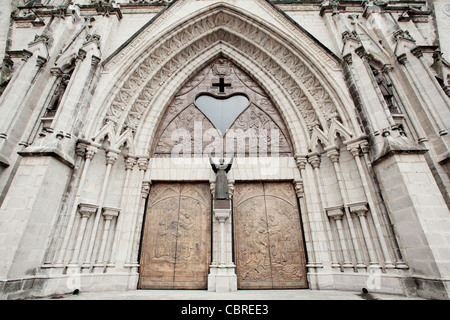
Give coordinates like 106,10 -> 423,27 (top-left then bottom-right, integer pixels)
151,58 -> 293,158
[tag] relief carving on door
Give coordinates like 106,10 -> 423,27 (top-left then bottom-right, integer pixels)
138,182 -> 211,289
233,182 -> 308,289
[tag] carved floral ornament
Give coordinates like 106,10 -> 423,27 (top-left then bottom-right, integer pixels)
95,6 -> 353,155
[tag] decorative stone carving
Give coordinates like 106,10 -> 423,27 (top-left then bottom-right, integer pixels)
327,207 -> 344,220
308,153 -> 321,169
349,203 -> 369,217
150,58 -> 294,157
102,9 -> 341,141
233,182 -> 308,289
78,203 -> 98,218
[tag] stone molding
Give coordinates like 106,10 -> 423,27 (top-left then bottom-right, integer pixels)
98,5 -> 351,154
78,203 -> 99,218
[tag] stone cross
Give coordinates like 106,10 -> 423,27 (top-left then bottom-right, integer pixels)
212,78 -> 232,93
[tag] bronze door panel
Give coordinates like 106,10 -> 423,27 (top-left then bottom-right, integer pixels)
138,183 -> 211,290
234,182 -> 308,289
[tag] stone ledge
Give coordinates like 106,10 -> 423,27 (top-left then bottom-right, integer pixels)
18,147 -> 75,168
372,135 -> 428,166
0,153 -> 10,167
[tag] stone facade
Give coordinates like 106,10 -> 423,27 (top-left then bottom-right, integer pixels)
0,0 -> 449,299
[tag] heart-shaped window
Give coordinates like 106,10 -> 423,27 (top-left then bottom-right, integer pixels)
195,94 -> 250,134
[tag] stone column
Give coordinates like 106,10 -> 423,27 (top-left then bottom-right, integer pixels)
42,141 -> 88,270
307,153 -> 337,269
349,203 -> 380,269
83,149 -> 119,271
208,199 -> 237,293
411,47 -> 450,112
381,64 -> 428,143
67,203 -> 98,273
293,178 -> 316,269
93,207 -> 120,273
347,142 -> 395,269
106,156 -> 136,272
129,179 -> 152,271
53,145 -> 98,269
124,157 -> 149,272
397,53 -> 447,136
326,207 -> 353,269
325,147 -> 365,269
360,141 -> 408,269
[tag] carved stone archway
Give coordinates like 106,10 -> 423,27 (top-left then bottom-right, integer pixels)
150,57 -> 294,158
90,4 -> 359,156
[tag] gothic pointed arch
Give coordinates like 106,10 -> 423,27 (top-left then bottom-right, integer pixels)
150,57 -> 294,157
89,3 -> 360,156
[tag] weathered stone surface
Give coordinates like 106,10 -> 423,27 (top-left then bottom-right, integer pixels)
0,0 -> 449,300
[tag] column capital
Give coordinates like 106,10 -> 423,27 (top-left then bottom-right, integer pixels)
397,53 -> 408,65
106,150 -> 119,165
349,203 -> 369,216
91,55 -> 101,68
125,156 -> 137,170
294,155 -> 308,170
228,180 -> 235,198
308,153 -> 321,169
293,180 -> 304,198
326,207 -> 344,220
75,142 -> 87,158
360,140 -> 370,154
77,49 -> 87,61
85,145 -> 98,160
382,64 -> 394,74
50,67 -> 63,77
141,181 -> 152,197
355,46 -> 369,61
411,47 -> 423,58
214,209 -> 230,223
347,143 -> 361,157
78,203 -> 98,218
36,56 -> 47,68
102,207 -> 120,220
343,53 -> 353,65
325,147 -> 340,163
21,49 -> 33,62
137,157 -> 149,171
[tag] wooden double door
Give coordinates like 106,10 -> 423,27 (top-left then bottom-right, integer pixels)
138,181 -> 307,290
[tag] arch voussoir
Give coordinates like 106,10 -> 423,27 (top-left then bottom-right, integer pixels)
93,5 -> 356,156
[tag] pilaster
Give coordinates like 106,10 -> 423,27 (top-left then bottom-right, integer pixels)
374,152 -> 450,299
0,155 -> 73,279
208,197 -> 237,293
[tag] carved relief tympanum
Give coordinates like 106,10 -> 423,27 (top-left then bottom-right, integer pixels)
151,58 -> 293,157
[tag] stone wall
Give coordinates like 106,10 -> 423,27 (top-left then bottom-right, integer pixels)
0,0 -> 449,300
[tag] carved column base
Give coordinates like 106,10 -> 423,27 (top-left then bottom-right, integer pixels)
208,200 -> 237,292
208,264 -> 237,293
66,264 -> 81,274
93,264 -> 106,274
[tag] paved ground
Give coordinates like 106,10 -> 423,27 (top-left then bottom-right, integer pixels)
35,289 -> 422,300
